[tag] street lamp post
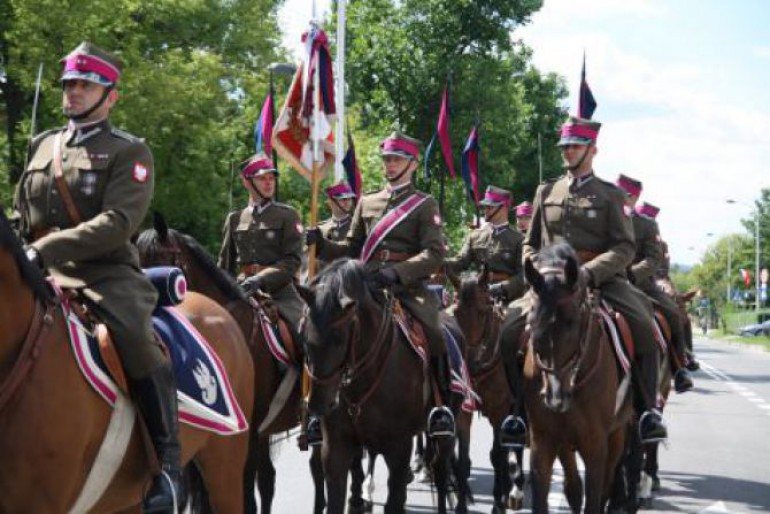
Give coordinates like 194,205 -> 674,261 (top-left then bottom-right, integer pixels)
726,199 -> 761,311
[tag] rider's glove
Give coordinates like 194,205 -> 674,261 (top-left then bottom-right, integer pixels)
488,282 -> 508,302
25,246 -> 44,270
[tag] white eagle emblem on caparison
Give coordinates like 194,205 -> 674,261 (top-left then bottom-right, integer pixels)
192,359 -> 218,405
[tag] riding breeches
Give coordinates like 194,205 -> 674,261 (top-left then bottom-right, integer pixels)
398,291 -> 446,358
80,270 -> 164,380
270,282 -> 305,330
643,285 -> 687,364
600,277 -> 657,356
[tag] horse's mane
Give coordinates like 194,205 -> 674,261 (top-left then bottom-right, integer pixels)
528,243 -> 582,341
0,210 -> 53,302
136,228 -> 248,303
308,258 -> 371,340
458,273 -> 483,306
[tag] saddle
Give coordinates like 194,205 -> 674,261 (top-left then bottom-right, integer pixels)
249,290 -> 301,367
53,267 -> 248,435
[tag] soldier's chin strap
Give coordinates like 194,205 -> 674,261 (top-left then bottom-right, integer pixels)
331,198 -> 353,216
65,86 -> 113,122
248,177 -> 272,205
485,205 -> 504,222
386,159 -> 413,186
561,142 -> 593,172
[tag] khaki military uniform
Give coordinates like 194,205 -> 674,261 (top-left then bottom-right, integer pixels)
320,183 -> 446,355
630,212 -> 686,360
218,201 -> 305,328
507,173 -> 657,355
14,120 -> 162,379
446,222 -> 526,301
316,214 -> 352,269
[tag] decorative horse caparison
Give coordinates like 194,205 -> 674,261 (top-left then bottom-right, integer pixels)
299,258 -> 469,514
520,243 -> 634,513
0,209 -> 254,513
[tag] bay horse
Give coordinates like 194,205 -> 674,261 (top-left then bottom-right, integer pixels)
137,215 -> 369,514
453,271 -> 581,513
523,243 -> 634,513
137,216 -> 303,514
0,208 -> 254,512
299,258 -> 468,514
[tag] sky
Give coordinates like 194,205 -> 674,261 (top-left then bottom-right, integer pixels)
278,0 -> 770,265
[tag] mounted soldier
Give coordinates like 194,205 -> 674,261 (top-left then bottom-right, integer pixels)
515,201 -> 533,234
446,185 -> 526,305
316,181 -> 357,266
217,153 -> 305,330
498,115 -> 669,448
615,177 -> 694,392
306,131 -> 455,437
14,42 -> 180,512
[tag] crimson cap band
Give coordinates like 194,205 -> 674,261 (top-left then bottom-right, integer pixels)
325,182 -> 356,199
60,42 -> 122,87
558,116 -> 601,146
380,131 -> 420,160
515,201 -> 533,217
240,153 -> 277,178
479,186 -> 512,207
616,174 -> 643,197
636,202 -> 660,219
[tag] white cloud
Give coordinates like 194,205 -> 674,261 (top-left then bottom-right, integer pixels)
753,46 -> 770,59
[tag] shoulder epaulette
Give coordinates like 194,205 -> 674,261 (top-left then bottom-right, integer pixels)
31,127 -> 62,146
110,127 -> 143,142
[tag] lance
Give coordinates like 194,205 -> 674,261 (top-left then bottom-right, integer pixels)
23,63 -> 44,170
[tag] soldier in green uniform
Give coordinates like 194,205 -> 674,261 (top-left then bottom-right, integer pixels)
515,201 -> 533,234
217,153 -> 305,330
14,42 -> 180,512
306,131 -> 455,437
446,186 -> 526,304
316,181 -> 356,267
616,176 -> 694,392
498,116 -> 668,447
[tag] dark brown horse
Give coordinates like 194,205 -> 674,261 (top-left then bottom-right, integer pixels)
299,258 -> 468,514
452,272 -> 520,512
523,243 -> 633,513
137,218 -> 305,514
0,209 -> 254,512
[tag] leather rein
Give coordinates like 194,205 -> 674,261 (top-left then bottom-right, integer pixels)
304,293 -> 396,417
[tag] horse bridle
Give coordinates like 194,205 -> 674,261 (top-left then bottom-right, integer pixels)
530,272 -> 604,393
303,293 -> 396,417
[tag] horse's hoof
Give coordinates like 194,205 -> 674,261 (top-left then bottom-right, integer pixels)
640,497 -> 653,510
507,495 -> 523,510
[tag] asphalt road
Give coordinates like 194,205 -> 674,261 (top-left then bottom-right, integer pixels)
267,335 -> 770,513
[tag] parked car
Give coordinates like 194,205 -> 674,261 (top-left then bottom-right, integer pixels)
738,319 -> 770,337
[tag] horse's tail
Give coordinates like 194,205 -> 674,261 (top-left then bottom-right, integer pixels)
184,462 -> 213,514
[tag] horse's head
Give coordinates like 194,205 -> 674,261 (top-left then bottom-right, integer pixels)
136,212 -> 245,304
525,243 -> 586,413
298,258 -> 372,416
454,271 -> 491,348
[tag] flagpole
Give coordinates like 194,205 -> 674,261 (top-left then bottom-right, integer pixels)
308,47 -> 322,280
335,0 -> 346,182
537,131 -> 543,184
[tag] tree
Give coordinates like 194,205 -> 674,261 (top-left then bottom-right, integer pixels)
329,0 -> 567,249
1,0 -> 285,250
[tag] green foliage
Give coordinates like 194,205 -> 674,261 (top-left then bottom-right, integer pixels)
1,0 -> 284,251
330,0 -> 566,250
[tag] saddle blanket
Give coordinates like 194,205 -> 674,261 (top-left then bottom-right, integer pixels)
64,304 -> 248,436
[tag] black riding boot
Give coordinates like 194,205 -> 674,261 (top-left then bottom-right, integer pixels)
132,363 -> 182,514
500,352 -> 527,448
636,352 -> 668,444
428,357 -> 455,438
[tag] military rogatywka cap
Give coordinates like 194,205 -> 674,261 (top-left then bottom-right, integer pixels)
616,174 -> 643,197
60,42 -> 122,87
240,153 -> 278,178
515,201 -> 533,217
380,131 -> 421,160
325,181 -> 356,200
479,185 -> 512,207
557,116 -> 602,146
636,202 -> 660,219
